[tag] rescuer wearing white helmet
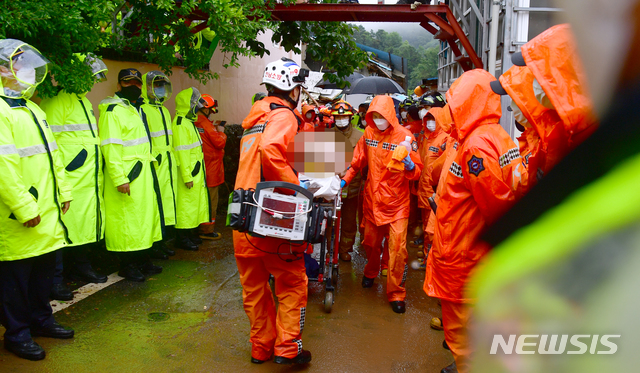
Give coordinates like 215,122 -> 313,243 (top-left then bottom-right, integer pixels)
233,57 -> 312,365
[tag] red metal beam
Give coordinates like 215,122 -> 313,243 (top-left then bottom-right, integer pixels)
445,8 -> 483,69
186,4 -> 483,71
268,4 -> 451,23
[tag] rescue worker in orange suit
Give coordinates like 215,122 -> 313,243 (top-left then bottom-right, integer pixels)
399,96 -> 423,253
490,23 -> 598,195
194,94 -> 226,241
331,100 -> 363,262
233,58 -> 312,365
424,69 -> 524,373
416,105 -> 448,260
342,95 -> 423,314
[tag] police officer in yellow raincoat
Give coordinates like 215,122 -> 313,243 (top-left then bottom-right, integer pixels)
39,54 -> 109,301
98,68 -> 162,282
140,70 -> 177,258
172,87 -> 210,249
0,39 -> 74,361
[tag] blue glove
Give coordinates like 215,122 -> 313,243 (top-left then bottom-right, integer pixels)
300,180 -> 309,190
402,154 -> 415,171
340,179 -> 347,188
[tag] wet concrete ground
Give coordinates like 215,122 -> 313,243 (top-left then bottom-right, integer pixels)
0,222 -> 453,372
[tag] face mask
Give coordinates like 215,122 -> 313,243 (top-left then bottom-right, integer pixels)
361,119 -> 367,127
511,102 -> 531,128
373,118 -> 389,131
400,112 -> 407,120
335,118 -> 350,128
16,67 -> 36,85
533,78 -> 554,109
419,108 -> 428,119
426,120 -> 436,132
120,85 -> 141,103
305,112 -> 313,120
154,86 -> 166,101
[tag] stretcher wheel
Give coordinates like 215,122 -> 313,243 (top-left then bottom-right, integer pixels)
324,291 -> 334,313
331,267 -> 338,286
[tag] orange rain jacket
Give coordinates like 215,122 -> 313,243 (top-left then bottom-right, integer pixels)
425,69 -> 522,303
417,107 -> 450,209
233,96 -> 303,257
194,114 -> 227,188
520,23 -> 597,150
343,95 -> 423,226
403,119 -> 422,140
500,65 -> 566,194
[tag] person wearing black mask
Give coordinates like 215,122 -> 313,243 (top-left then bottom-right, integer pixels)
97,68 -> 163,282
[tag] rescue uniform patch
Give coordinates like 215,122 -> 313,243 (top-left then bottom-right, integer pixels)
411,141 -> 418,152
467,155 -> 485,177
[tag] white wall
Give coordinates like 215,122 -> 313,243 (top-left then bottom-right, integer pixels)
78,31 -> 300,124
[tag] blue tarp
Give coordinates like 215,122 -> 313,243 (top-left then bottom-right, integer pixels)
356,43 -> 408,74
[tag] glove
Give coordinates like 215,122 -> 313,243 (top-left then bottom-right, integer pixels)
300,180 -> 309,190
402,154 -> 415,171
340,179 -> 346,188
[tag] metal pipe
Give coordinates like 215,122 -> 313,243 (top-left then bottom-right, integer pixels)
487,0 -> 501,77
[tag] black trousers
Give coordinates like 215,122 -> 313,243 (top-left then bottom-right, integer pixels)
0,251 -> 56,343
54,244 -> 94,284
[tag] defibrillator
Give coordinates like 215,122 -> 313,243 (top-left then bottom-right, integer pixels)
227,181 -> 327,244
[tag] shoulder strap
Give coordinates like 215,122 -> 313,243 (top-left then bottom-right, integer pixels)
269,103 -> 302,131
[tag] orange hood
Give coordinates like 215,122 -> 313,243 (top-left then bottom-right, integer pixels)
446,69 -> 501,140
521,23 -> 596,135
365,95 -> 400,132
499,65 -> 551,138
430,104 -> 454,135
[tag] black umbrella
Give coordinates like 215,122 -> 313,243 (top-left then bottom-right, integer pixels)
316,72 -> 364,90
345,76 -> 406,95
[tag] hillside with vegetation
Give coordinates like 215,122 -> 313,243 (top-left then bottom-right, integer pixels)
351,24 -> 439,92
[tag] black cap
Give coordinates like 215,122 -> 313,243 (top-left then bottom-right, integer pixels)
511,52 -> 526,66
490,80 -> 508,95
118,68 -> 142,82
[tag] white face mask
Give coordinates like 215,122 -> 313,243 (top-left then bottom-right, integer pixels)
361,119 -> 367,127
511,101 -> 531,128
373,118 -> 389,131
419,108 -> 428,119
400,111 -> 407,120
16,67 -> 36,85
335,118 -> 350,128
426,120 -> 436,132
532,78 -> 554,109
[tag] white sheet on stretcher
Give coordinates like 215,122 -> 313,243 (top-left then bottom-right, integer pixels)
298,173 -> 342,201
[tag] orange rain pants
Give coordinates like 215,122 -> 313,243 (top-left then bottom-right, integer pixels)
441,299 -> 472,373
235,253 -> 308,361
362,218 -> 409,302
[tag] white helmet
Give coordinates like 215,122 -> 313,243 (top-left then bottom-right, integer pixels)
261,57 -> 308,92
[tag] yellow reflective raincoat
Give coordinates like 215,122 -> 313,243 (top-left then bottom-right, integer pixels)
98,95 -> 162,252
140,72 -> 177,226
0,97 -> 72,260
40,91 -> 104,245
172,87 -> 209,229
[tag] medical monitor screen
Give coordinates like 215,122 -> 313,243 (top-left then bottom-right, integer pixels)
259,197 -> 297,230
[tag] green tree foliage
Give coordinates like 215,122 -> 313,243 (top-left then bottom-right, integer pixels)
0,0 -> 368,98
351,25 -> 439,91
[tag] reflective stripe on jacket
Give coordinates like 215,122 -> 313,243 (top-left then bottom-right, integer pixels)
172,88 -> 209,229
140,102 -> 177,226
344,95 -> 423,226
0,97 -> 72,260
40,91 -> 104,245
426,69 -> 522,303
98,96 -> 161,252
